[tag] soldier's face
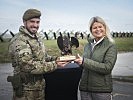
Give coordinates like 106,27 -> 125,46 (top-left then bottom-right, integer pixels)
24,18 -> 40,34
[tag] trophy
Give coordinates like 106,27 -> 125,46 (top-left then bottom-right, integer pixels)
57,35 -> 79,62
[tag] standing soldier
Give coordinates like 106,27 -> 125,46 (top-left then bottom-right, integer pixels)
7,8 -> 67,100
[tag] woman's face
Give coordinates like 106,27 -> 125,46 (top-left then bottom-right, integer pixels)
91,22 -> 106,41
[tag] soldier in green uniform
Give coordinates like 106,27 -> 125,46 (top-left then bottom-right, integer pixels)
8,8 -> 67,100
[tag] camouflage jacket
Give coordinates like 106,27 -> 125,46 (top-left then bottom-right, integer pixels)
9,26 -> 57,90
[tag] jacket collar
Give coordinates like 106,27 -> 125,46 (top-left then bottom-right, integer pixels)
88,36 -> 108,44
93,36 -> 105,45
19,26 -> 39,39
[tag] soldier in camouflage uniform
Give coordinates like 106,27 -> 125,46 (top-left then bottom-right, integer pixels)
8,8 -> 67,100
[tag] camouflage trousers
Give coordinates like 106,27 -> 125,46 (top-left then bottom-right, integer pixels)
12,90 -> 45,100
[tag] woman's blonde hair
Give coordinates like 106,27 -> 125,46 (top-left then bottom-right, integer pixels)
89,16 -> 114,43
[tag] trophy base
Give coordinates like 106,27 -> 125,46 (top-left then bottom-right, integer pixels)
57,55 -> 76,61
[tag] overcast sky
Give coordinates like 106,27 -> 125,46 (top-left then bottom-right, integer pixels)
0,0 -> 133,33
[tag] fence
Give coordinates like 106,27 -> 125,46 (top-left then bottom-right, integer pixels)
1,30 -> 133,42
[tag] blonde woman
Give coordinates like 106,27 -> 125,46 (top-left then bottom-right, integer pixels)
74,16 -> 117,100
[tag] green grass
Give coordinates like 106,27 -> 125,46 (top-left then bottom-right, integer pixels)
0,37 -> 133,63
44,39 -> 86,56
44,40 -> 60,56
115,37 -> 133,52
0,42 -> 10,63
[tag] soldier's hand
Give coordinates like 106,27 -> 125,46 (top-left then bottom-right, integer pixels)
56,61 -> 69,67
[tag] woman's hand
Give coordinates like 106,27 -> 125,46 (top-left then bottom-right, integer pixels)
74,54 -> 83,65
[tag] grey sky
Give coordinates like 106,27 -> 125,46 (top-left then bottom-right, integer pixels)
0,0 -> 133,33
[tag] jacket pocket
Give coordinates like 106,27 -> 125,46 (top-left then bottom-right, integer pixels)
90,72 -> 105,87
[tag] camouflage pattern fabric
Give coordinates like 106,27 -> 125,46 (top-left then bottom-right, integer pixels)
9,26 -> 57,100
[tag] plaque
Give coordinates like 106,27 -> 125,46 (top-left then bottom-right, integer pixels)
57,55 -> 76,62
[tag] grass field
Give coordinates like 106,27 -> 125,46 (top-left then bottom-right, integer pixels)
0,37 -> 133,63
115,37 -> 133,52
